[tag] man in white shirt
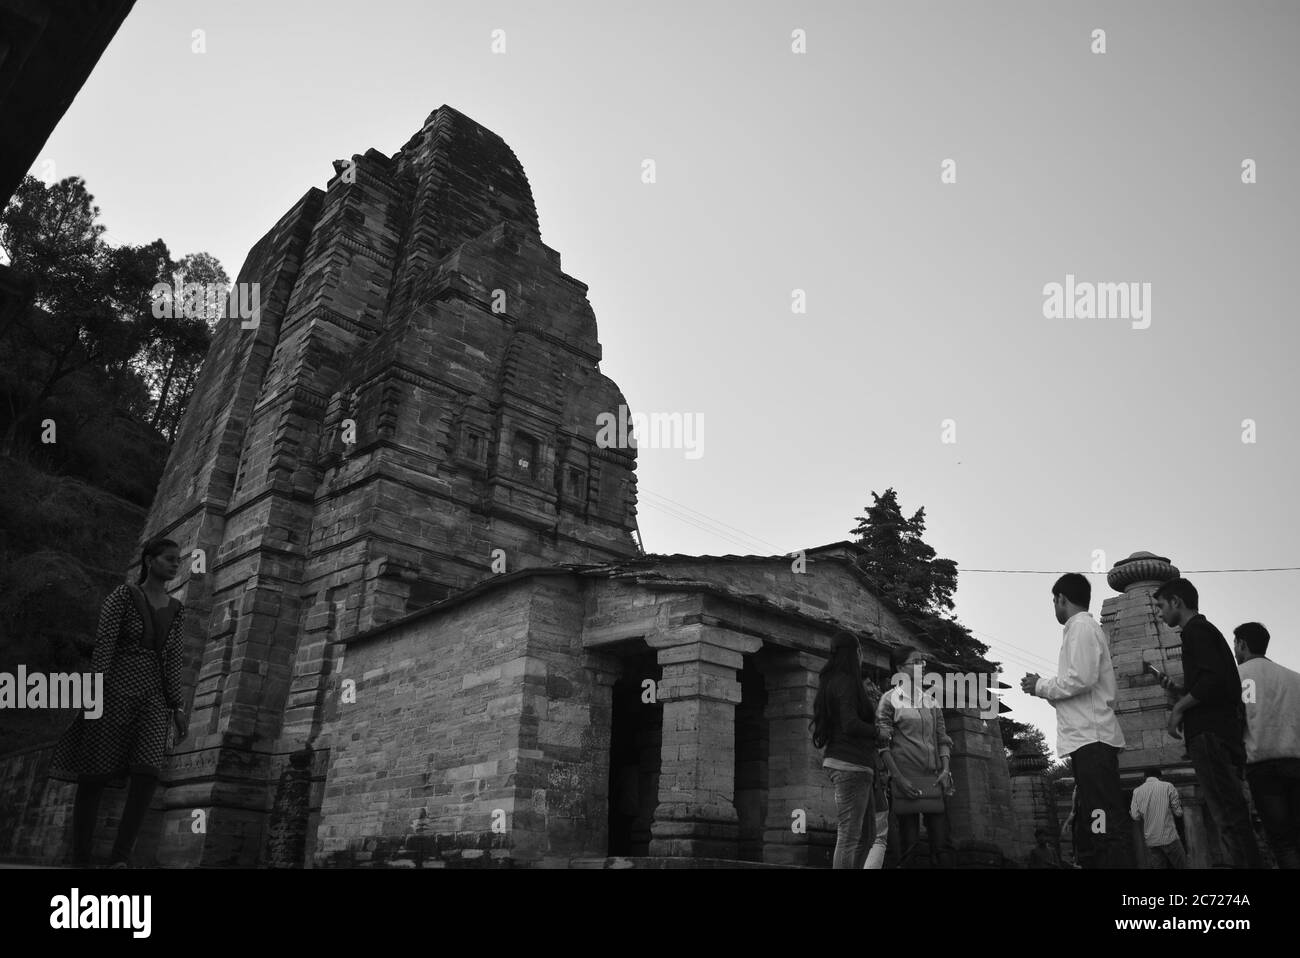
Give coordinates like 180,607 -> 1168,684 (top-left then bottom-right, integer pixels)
1022,573 -> 1132,868
1130,767 -> 1186,868
1234,622 -> 1300,869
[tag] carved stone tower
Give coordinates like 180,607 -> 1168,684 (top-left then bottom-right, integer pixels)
135,105 -> 640,865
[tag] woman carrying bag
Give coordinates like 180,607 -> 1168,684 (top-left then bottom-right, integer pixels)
877,645 -> 956,868
48,537 -> 189,868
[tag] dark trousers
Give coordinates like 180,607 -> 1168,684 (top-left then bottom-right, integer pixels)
1246,757 -> 1300,869
1188,731 -> 1263,868
895,809 -> 954,867
1146,839 -> 1187,869
1071,742 -> 1133,868
72,772 -> 158,866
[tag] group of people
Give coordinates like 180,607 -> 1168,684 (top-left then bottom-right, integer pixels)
811,637 -> 957,868
1021,574 -> 1299,869
815,571 -> 1300,869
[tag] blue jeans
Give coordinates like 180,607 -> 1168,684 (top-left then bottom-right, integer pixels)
1188,731 -> 1263,868
896,807 -> 955,868
827,768 -> 874,869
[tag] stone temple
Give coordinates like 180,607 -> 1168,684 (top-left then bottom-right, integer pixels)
2,105 -> 1026,867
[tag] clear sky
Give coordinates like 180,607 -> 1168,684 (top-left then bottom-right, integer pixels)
29,0 -> 1300,756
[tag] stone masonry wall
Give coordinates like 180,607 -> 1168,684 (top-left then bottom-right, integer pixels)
945,713 -> 1019,857
314,575 -> 618,867
0,744 -> 164,867
1009,770 -> 1060,865
512,576 -> 621,862
314,581 -> 532,867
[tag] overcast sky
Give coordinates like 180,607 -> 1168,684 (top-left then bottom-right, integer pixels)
29,0 -> 1300,756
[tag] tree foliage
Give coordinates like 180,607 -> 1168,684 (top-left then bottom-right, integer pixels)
0,174 -> 220,454
139,252 -> 227,441
851,487 -> 1051,760
850,487 -> 991,672
0,176 -> 227,753
1001,718 -> 1050,760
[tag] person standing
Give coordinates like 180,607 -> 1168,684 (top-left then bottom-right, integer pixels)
1061,785 -> 1080,866
1130,767 -> 1186,868
48,537 -> 189,868
1021,573 -> 1132,868
1027,826 -> 1067,868
1234,622 -> 1300,868
878,645 -> 956,868
1153,578 -> 1263,868
810,632 -> 878,869
860,672 -> 891,869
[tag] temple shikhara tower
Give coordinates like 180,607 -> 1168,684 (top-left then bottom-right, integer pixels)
142,105 -> 641,864
3,106 -> 1021,868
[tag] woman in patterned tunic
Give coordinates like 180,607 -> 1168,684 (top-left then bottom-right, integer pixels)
48,537 -> 189,867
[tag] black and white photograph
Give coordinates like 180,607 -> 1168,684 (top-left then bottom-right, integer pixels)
0,0 -> 1294,940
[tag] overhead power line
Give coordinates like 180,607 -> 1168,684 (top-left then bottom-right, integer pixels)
639,490 -> 783,553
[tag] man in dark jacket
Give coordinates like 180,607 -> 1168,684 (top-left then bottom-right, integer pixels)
1154,578 -> 1263,868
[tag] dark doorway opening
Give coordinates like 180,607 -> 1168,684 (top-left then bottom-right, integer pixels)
734,655 -> 769,861
606,645 -> 662,856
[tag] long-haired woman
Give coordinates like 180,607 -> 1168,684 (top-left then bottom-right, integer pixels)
48,537 -> 189,867
877,644 -> 956,868
810,632 -> 878,869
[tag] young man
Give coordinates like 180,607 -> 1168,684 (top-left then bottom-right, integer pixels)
1234,622 -> 1300,868
1130,767 -> 1186,868
1153,578 -> 1263,868
1022,573 -> 1132,868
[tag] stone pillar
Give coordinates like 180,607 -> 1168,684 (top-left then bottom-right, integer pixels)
574,655 -> 622,862
1008,737 -> 1059,865
1102,552 -> 1185,774
1102,551 -> 1218,868
647,625 -> 759,859
760,649 -> 832,866
945,711 -> 1018,857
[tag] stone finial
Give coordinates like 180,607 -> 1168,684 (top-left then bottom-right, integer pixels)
1009,736 -> 1049,775
1107,551 -> 1179,594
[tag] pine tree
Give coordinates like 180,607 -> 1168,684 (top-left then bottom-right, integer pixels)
850,488 -> 992,672
850,488 -> 1050,760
